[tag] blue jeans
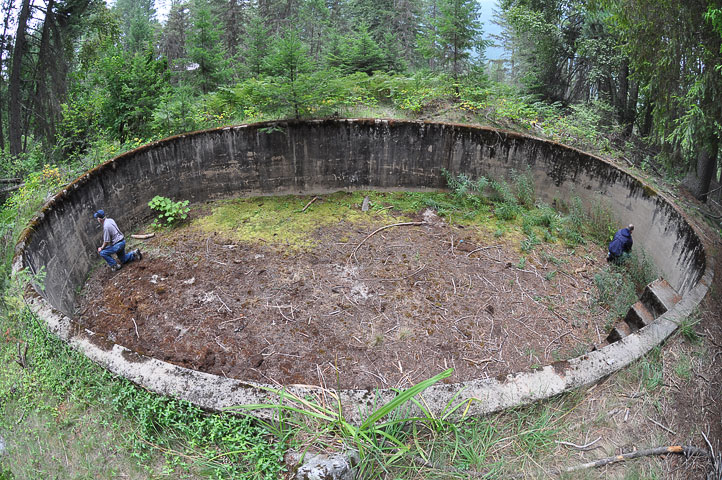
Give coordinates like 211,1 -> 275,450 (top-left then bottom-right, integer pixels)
100,240 -> 134,267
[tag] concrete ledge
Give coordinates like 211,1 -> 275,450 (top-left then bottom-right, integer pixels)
13,119 -> 712,422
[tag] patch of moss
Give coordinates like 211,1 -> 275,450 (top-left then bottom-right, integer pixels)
193,192 -> 414,251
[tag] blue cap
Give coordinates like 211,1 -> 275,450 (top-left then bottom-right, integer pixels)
93,210 -> 105,218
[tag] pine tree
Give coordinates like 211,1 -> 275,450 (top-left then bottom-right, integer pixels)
423,0 -> 485,86
266,28 -> 312,118
113,0 -> 158,54
186,0 -> 226,93
244,11 -> 271,77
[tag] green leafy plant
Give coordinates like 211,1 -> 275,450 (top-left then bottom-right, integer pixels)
231,368 -> 455,476
148,196 -> 190,228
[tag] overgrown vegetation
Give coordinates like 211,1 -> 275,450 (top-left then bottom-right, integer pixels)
1,0 -> 717,474
149,195 -> 191,228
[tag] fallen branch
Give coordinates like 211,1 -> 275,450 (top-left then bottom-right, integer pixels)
562,445 -> 709,474
348,222 -> 425,262
131,233 -> 155,239
301,196 -> 319,212
647,416 -> 676,435
555,436 -> 602,451
16,342 -> 28,369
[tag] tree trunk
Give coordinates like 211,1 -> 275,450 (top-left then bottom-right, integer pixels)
32,0 -> 55,147
617,59 -> 628,115
623,80 -> 639,137
8,0 -> 32,157
682,133 -> 719,202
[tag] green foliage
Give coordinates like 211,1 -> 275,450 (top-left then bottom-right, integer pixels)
678,312 -> 702,344
330,24 -> 387,75
186,0 -> 228,94
265,28 -> 314,118
0,307 -> 283,478
148,196 -> 190,227
244,12 -> 272,77
593,250 -> 656,324
95,48 -> 171,142
151,86 -> 203,136
232,368 -> 454,477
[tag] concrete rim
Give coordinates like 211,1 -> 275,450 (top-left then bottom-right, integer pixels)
13,119 -> 713,423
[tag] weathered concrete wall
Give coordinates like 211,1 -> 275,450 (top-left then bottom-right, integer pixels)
14,119 -> 711,420
18,119 -> 705,315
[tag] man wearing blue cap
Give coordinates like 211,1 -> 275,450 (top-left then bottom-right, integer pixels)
607,224 -> 634,264
94,210 -> 142,271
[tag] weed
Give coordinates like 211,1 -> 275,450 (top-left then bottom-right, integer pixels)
673,354 -> 692,381
520,231 -> 541,252
678,312 -> 702,344
638,347 -> 664,392
512,168 -> 535,208
494,202 -> 520,221
587,203 -> 616,245
148,195 -> 190,228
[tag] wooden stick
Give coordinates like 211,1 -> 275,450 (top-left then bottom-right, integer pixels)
132,318 -> 139,339
647,416 -> 676,435
131,233 -> 155,239
562,446 -> 709,473
555,436 -> 602,451
301,196 -> 319,212
348,222 -> 425,262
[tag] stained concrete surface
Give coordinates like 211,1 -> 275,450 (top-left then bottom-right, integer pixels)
13,119 -> 712,421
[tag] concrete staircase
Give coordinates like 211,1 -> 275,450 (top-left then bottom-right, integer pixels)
605,279 -> 681,344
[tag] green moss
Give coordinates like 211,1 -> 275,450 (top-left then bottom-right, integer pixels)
194,191 -> 417,251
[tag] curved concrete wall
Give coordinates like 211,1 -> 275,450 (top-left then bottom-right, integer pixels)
14,119 -> 711,421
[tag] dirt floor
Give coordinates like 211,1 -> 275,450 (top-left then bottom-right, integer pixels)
76,199 -> 609,390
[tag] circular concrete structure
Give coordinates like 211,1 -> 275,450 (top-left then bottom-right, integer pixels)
14,119 -> 712,422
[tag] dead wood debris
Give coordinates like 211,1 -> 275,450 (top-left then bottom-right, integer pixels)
348,221 -> 425,262
15,342 -> 28,369
301,196 -> 319,212
560,445 -> 710,474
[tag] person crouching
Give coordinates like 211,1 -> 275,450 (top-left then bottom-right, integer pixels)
94,209 -> 142,271
607,224 -> 634,264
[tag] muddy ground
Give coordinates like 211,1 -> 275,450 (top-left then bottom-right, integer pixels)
76,201 -> 609,390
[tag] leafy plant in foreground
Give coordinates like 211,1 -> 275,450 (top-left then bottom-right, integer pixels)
148,195 -> 190,228
231,368 -> 457,477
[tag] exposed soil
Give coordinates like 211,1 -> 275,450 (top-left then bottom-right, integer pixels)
76,198 -> 609,390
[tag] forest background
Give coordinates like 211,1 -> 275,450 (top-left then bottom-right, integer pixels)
0,0 -> 721,478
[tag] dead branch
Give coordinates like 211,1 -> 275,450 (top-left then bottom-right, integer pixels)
16,342 -> 28,369
562,446 -> 710,474
466,245 -> 502,257
647,416 -> 676,435
348,222 -> 425,262
301,196 -> 319,212
131,318 -> 139,339
555,436 -> 602,451
130,233 -> 155,239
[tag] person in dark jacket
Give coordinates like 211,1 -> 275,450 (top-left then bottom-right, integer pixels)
607,224 -> 634,263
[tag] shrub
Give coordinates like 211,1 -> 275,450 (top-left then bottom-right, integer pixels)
148,196 -> 190,228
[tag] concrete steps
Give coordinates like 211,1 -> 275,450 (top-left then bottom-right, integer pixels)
605,279 -> 680,345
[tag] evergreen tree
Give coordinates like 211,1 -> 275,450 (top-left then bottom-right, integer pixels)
266,28 -> 312,118
421,0 -> 484,86
186,0 -> 226,93
96,47 -> 170,141
339,24 -> 386,74
113,0 -> 158,54
162,0 -> 190,76
244,11 -> 271,77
